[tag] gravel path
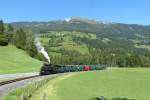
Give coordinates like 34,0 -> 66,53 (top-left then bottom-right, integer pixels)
0,72 -> 39,82
0,73 -> 65,100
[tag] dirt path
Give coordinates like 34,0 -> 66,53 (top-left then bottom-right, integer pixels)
0,72 -> 39,82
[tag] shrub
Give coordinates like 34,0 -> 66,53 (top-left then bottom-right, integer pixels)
0,34 -> 8,46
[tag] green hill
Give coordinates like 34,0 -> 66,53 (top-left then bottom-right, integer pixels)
11,17 -> 150,51
8,17 -> 150,66
0,45 -> 42,74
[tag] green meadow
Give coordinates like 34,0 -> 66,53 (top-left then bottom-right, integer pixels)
6,68 -> 150,100
38,68 -> 150,100
0,45 -> 42,74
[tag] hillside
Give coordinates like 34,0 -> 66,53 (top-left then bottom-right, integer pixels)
10,17 -> 150,50
7,17 -> 150,67
0,45 -> 42,74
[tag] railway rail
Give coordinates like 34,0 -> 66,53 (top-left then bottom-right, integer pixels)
0,75 -> 39,86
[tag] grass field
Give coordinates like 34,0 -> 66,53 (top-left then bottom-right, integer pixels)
0,45 -> 42,74
28,68 -> 150,100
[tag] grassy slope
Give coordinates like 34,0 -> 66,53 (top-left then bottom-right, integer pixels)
0,45 -> 42,74
40,31 -> 96,55
31,68 -> 150,100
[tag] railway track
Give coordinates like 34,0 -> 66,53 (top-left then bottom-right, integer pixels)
0,75 -> 39,86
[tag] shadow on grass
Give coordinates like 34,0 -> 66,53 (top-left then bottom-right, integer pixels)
111,97 -> 136,100
89,97 -> 136,100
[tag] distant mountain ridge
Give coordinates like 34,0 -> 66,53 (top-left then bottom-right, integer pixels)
10,17 -> 150,36
9,17 -> 150,50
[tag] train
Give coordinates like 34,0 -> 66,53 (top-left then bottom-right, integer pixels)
40,63 -> 107,75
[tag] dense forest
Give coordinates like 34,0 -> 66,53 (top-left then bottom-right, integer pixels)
1,17 -> 150,67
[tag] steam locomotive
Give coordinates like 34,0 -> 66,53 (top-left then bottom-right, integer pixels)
40,63 -> 107,75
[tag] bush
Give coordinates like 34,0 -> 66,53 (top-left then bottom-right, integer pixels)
0,34 -> 8,46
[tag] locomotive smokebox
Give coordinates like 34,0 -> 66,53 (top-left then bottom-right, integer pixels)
43,63 -> 52,67
40,63 -> 54,75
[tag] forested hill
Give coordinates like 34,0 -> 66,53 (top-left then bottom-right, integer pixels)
10,17 -> 150,49
5,17 -> 150,67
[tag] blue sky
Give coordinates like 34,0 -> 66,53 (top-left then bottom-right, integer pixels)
0,0 -> 150,24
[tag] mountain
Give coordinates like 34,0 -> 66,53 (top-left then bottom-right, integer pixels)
10,17 -> 150,49
10,17 -> 150,36
8,17 -> 150,66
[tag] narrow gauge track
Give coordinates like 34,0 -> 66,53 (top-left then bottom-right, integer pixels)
0,75 -> 39,86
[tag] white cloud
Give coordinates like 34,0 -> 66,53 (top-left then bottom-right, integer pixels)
65,17 -> 71,22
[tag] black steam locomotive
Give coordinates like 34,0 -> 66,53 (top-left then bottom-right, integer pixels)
40,63 -> 107,75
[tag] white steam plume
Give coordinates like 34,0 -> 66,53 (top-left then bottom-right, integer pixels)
34,38 -> 50,63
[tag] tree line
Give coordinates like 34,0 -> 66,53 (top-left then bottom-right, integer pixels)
0,20 -> 47,62
49,47 -> 150,67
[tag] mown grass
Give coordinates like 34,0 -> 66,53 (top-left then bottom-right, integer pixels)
0,45 -> 42,74
30,68 -> 150,100
4,68 -> 150,100
30,73 -> 75,100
